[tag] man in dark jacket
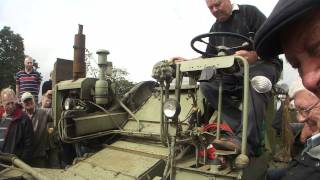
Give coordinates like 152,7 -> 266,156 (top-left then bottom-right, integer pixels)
22,92 -> 54,167
255,0 -> 320,179
0,88 -> 34,163
200,0 -> 282,155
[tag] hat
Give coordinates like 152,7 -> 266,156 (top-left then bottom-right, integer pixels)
254,0 -> 318,59
288,78 -> 305,99
21,92 -> 33,102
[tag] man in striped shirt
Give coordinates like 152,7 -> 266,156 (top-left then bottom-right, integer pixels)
16,56 -> 42,103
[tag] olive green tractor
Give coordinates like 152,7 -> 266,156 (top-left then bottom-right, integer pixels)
0,25 -> 290,180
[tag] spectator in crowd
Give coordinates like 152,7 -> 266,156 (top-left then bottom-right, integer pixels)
41,90 -> 53,115
289,78 -> 317,144
273,79 -> 316,145
255,0 -> 320,179
0,88 -> 34,163
21,92 -> 53,167
16,56 -> 42,103
42,71 -> 52,96
267,78 -> 319,179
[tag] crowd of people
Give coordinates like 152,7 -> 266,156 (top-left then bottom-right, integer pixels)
0,56 -> 55,168
187,0 -> 320,179
256,0 -> 320,179
1,0 -> 319,179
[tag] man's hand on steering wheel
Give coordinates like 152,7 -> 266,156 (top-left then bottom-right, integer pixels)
171,56 -> 187,63
191,32 -> 256,63
235,50 -> 259,64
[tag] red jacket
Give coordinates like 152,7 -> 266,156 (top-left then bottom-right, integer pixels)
0,104 -> 34,162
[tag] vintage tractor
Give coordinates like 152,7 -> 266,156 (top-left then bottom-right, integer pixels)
0,26 -> 286,180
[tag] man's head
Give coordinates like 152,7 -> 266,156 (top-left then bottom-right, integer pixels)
41,90 -> 52,108
281,9 -> 320,96
24,56 -> 33,72
1,88 -> 17,116
255,0 -> 320,97
294,90 -> 320,134
206,0 -> 232,22
21,92 -> 35,113
289,78 -> 320,135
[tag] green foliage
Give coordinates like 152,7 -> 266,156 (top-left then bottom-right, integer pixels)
111,68 -> 135,98
85,49 -> 135,98
0,26 -> 25,90
85,49 -> 97,78
32,58 -> 40,70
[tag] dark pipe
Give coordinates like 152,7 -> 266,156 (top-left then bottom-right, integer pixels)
73,24 -> 86,80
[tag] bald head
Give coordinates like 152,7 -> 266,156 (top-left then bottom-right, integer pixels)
1,88 -> 17,116
206,0 -> 232,22
24,56 -> 33,72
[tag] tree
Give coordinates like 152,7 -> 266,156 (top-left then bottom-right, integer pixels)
111,68 -> 136,98
0,26 -> 25,90
85,49 -> 135,98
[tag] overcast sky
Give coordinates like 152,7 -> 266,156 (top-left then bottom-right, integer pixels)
0,0 -> 298,84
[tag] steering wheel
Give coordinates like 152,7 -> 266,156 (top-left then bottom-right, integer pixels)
190,32 -> 254,57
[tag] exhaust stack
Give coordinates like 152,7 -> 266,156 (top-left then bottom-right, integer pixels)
73,24 -> 86,80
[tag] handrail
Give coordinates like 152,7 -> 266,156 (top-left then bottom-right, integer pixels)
235,56 -> 249,155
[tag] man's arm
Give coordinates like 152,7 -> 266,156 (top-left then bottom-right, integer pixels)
15,84 -> 19,98
37,71 -> 42,93
15,72 -> 20,98
246,5 -> 266,34
205,25 -> 218,57
234,6 -> 266,64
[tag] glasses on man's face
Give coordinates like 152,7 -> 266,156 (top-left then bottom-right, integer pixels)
296,99 -> 320,118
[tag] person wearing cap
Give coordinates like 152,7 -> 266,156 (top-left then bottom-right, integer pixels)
0,88 -> 34,163
255,0 -> 320,179
21,92 -> 53,167
197,0 -> 282,155
255,0 -> 320,97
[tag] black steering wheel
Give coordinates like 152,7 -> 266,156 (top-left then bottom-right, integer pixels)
190,32 -> 254,57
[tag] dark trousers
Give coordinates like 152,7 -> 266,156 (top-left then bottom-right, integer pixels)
267,168 -> 287,180
29,156 -> 48,168
200,61 -> 279,155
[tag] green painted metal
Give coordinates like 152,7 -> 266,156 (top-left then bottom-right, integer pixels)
95,79 -> 109,104
178,56 -> 235,72
133,93 -> 194,124
56,78 -> 96,94
95,50 -> 110,105
235,56 -> 249,155
2,53 -> 281,180
53,78 -> 97,127
264,96 -> 277,154
45,141 -> 167,179
73,112 -> 128,136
